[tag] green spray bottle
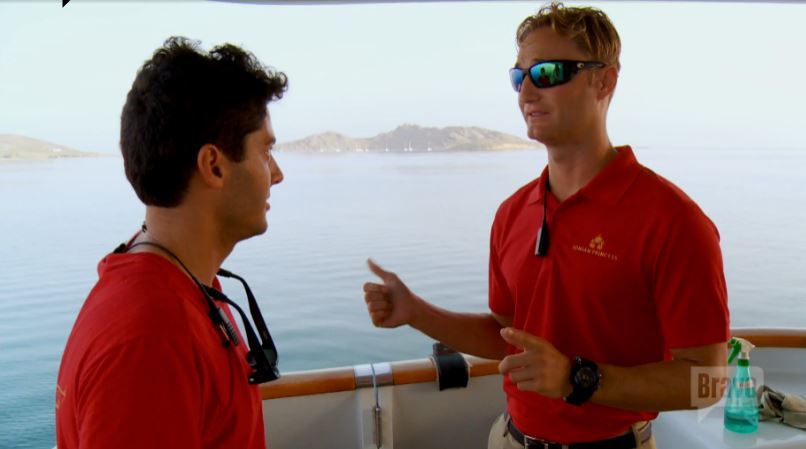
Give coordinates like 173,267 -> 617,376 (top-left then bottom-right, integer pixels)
724,337 -> 758,433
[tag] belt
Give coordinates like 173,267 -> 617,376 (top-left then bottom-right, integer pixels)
506,418 -> 651,449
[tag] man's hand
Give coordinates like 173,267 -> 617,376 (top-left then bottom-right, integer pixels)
363,259 -> 422,328
498,327 -> 572,398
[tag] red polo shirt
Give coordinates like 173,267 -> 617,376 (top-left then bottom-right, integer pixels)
489,146 -> 729,443
56,252 -> 266,449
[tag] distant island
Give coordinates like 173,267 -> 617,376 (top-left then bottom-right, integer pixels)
275,124 -> 541,153
0,125 -> 540,160
0,134 -> 102,161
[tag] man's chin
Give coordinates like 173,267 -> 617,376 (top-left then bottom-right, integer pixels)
527,129 -> 551,146
237,221 -> 269,242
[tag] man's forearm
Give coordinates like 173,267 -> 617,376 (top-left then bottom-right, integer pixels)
592,359 -> 727,412
410,299 -> 507,360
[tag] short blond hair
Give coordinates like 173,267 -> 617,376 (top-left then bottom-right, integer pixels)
516,2 -> 621,71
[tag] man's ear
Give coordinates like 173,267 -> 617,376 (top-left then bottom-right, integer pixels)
597,65 -> 618,101
196,143 -> 227,189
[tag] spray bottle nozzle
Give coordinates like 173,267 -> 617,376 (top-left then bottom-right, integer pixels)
727,337 -> 756,364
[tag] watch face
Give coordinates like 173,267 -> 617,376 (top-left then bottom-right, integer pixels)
574,366 -> 598,388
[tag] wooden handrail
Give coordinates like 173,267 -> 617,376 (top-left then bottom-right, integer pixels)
390,356 -> 501,386
731,328 -> 806,348
260,328 -> 806,400
261,355 -> 500,400
262,366 -> 356,399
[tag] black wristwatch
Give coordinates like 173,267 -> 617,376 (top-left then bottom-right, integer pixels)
564,356 -> 602,406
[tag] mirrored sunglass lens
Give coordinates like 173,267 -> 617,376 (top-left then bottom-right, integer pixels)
509,68 -> 524,91
530,62 -> 566,88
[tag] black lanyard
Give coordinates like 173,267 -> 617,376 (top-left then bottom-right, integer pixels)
535,176 -> 551,257
114,241 -> 280,384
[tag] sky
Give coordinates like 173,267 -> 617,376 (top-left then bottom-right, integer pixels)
1,1 -> 805,154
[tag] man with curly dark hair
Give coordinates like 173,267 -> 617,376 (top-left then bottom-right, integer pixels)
56,37 -> 287,449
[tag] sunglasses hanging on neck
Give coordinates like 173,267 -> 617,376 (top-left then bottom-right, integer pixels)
208,269 -> 279,384
114,240 -> 280,384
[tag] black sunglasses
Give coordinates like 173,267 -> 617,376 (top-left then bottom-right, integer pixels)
510,60 -> 606,91
205,269 -> 280,384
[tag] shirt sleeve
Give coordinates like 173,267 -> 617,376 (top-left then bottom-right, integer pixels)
75,335 -> 205,449
651,204 -> 730,349
489,207 -> 515,317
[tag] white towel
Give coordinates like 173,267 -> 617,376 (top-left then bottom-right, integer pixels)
758,385 -> 806,430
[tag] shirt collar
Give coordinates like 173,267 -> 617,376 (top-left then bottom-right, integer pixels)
527,164 -> 550,205
527,145 -> 640,207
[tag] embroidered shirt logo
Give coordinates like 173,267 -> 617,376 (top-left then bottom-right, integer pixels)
572,234 -> 618,261
589,234 -> 605,251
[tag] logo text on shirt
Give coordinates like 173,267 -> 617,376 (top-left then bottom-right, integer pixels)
572,234 -> 619,261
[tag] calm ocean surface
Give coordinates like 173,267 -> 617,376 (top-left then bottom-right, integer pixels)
1,148 -> 805,448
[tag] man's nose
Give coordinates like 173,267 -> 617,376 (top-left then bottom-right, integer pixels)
271,157 -> 284,185
519,74 -> 542,98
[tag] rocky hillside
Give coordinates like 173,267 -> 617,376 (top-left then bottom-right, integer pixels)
276,124 -> 540,153
0,134 -> 101,161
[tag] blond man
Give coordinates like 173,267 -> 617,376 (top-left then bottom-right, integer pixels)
363,3 -> 729,448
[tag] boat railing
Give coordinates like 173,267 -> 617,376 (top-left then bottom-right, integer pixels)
261,354 -> 500,400
261,328 -> 806,400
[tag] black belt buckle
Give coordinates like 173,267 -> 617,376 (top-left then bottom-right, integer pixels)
508,416 -> 646,449
524,436 -> 566,449
509,418 -> 566,449
524,437 -> 558,449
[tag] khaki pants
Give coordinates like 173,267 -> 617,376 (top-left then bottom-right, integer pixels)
487,413 -> 657,449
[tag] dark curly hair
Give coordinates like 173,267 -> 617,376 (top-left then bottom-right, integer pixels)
120,36 -> 288,207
